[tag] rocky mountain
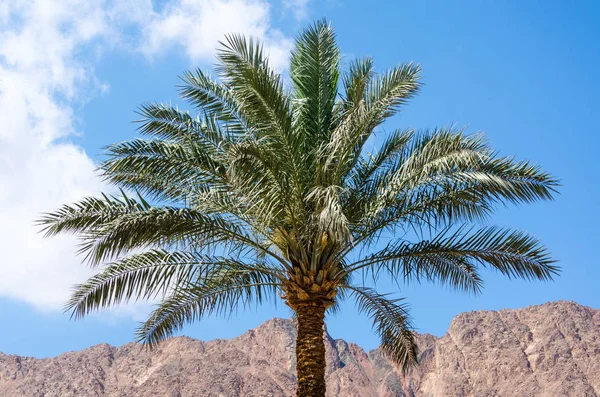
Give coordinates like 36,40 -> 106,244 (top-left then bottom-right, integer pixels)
1,301 -> 599,396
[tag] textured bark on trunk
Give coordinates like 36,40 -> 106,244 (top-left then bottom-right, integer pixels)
295,303 -> 327,397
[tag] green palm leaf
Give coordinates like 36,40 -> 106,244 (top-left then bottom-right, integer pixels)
66,249 -> 283,319
344,226 -> 558,293
344,285 -> 417,371
137,268 -> 279,347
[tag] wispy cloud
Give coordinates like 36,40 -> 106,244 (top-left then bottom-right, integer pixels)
283,0 -> 310,21
140,0 -> 293,70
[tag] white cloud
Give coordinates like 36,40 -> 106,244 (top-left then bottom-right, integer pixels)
0,0 -> 114,310
0,0 -> 297,311
140,0 -> 293,70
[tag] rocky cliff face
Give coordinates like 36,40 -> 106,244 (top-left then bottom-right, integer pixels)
1,301 -> 599,396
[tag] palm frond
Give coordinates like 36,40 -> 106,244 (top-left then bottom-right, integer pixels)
38,191 -> 150,237
343,226 -> 558,292
344,128 -> 414,222
226,140 -> 298,229
137,269 -> 279,346
39,192 -> 269,266
350,129 -> 559,244
102,138 -> 225,202
317,63 -> 421,186
66,249 -> 283,319
344,285 -> 417,371
364,63 -> 422,129
217,34 -> 304,205
290,19 -> 340,145
135,103 -> 227,146
178,69 -> 248,133
217,34 -> 293,139
342,57 -> 374,110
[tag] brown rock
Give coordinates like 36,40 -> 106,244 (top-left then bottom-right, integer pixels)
1,301 -> 599,396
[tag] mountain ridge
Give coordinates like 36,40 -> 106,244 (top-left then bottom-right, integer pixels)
1,300 -> 599,396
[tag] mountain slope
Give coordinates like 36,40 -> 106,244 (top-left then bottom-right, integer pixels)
1,301 -> 599,396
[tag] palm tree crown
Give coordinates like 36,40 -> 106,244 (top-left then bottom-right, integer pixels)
39,20 -> 558,394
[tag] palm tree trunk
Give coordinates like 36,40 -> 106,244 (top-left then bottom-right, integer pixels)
295,303 -> 327,397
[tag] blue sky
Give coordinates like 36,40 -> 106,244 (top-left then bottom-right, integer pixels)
1,0 -> 599,358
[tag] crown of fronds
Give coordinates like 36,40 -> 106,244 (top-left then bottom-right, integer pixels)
38,20 -> 559,371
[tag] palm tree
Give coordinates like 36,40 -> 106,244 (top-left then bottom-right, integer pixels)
39,20 -> 558,397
